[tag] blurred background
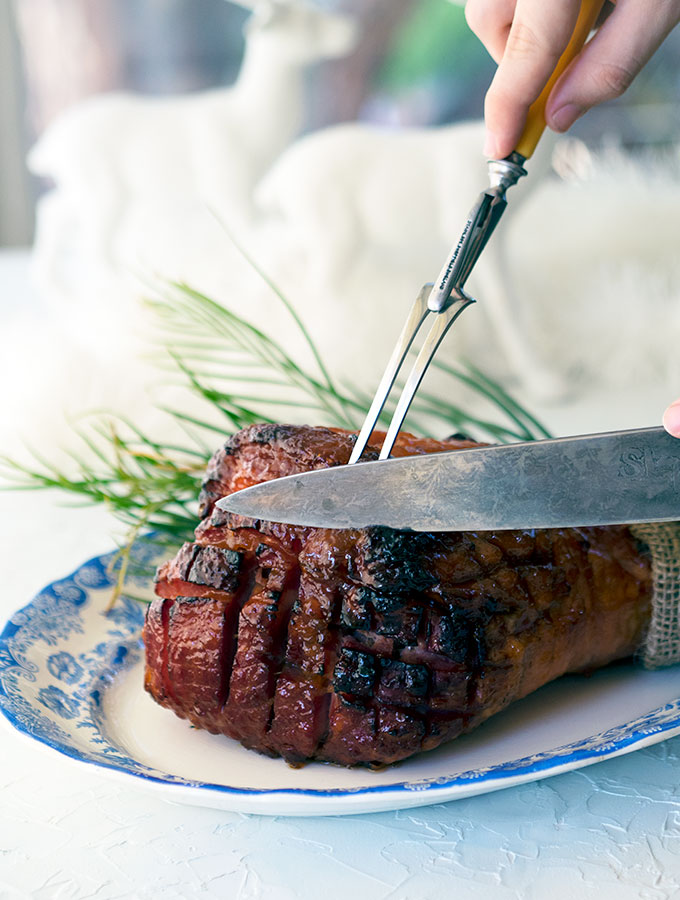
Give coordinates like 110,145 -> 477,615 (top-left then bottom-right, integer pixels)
3,0 -> 680,248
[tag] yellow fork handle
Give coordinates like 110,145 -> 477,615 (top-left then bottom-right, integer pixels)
515,0 -> 606,160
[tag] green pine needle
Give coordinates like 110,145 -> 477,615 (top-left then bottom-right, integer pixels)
1,278 -> 552,594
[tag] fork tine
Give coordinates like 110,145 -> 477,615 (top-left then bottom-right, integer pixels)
348,284 -> 432,464
377,294 -> 475,461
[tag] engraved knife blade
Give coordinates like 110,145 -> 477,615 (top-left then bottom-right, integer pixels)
215,427 -> 680,531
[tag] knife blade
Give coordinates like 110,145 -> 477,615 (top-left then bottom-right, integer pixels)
215,427 -> 680,531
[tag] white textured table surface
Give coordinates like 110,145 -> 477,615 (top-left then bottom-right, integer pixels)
2,250 -> 680,900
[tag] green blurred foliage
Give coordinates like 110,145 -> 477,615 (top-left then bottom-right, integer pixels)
378,0 -> 491,92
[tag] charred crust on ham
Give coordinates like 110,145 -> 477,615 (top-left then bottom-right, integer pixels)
378,659 -> 429,701
428,610 -> 477,665
353,527 -> 438,594
189,546 -> 242,591
333,649 -> 377,698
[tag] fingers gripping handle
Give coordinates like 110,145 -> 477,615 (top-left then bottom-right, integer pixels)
514,0 -> 606,160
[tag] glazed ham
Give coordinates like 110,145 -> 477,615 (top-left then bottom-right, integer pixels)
144,424 -> 652,767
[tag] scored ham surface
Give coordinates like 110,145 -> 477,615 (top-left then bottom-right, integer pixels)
145,424 -> 653,767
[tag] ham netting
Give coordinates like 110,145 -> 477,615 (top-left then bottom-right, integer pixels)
631,522 -> 680,669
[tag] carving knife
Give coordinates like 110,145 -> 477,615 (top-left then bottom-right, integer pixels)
216,427 -> 680,531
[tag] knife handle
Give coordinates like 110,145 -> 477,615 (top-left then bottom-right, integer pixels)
514,0 -> 606,160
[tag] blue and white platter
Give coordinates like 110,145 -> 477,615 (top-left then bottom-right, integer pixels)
2,538 -> 680,817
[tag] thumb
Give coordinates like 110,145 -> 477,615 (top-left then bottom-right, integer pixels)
662,400 -> 680,438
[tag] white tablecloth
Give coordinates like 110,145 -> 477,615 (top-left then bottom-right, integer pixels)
2,250 -> 680,900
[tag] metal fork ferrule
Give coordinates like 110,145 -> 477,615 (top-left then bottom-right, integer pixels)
488,153 -> 527,193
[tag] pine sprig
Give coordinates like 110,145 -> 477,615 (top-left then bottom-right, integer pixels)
150,281 -> 359,429
1,279 -> 552,569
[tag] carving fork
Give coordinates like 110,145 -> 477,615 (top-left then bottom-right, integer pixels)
349,0 -> 605,464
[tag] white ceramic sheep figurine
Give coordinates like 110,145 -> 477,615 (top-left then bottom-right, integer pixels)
29,0 -> 358,311
249,119 -> 562,397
